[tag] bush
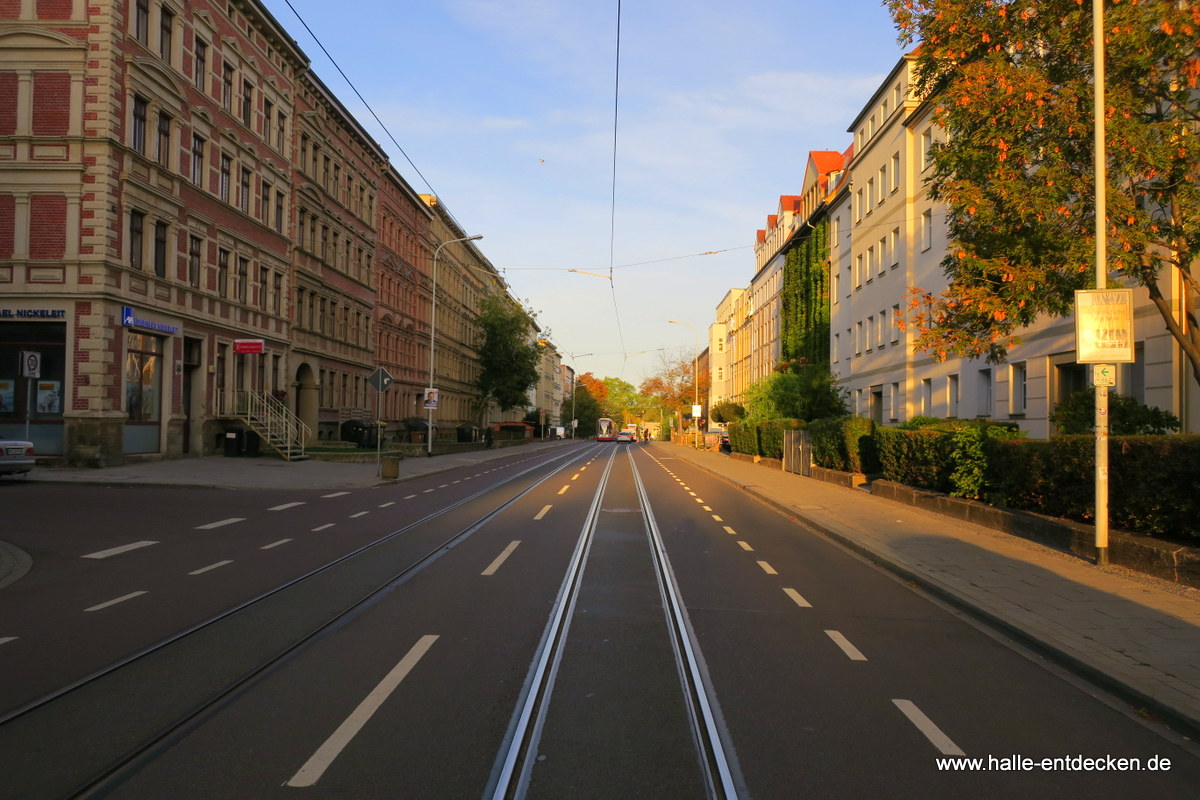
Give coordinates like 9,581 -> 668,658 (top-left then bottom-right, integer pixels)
1051,390 -> 1181,435
809,417 -> 877,473
727,421 -> 757,455
758,418 -> 804,460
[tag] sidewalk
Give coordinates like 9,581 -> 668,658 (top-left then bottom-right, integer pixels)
659,443 -> 1200,740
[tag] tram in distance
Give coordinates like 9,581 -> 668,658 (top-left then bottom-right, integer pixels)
597,417 -> 616,441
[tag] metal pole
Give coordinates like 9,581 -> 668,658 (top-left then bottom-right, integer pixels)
1093,0 -> 1109,567
427,234 -> 483,457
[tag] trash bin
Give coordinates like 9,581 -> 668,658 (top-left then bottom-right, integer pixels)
381,456 -> 401,480
244,431 -> 261,457
223,430 -> 241,457
340,419 -> 376,448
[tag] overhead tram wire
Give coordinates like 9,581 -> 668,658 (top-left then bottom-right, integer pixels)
608,0 -> 628,359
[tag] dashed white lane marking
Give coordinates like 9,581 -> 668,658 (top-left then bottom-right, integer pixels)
0,636 -> 18,646
723,526 -> 737,535
694,498 -> 704,504
783,588 -> 812,608
85,591 -> 147,612
756,561 -> 778,575
269,502 -> 305,511
438,484 -> 449,489
379,502 -> 395,508
712,515 -> 723,522
826,630 -> 868,661
287,635 -> 440,788
189,560 -> 233,575
82,540 -> 158,559
557,485 -> 570,495
262,539 -> 292,550
322,492 -> 350,499
404,494 -> 417,500
571,473 -> 581,480
195,518 -> 245,530
482,540 -> 522,576
312,524 -> 335,532
892,700 -> 965,756
737,541 -> 754,552
534,505 -> 552,520
688,491 -> 697,496
702,506 -> 712,511
423,488 -> 435,494
350,511 -> 369,518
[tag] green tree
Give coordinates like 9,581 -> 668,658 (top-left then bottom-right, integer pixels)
571,382 -> 603,438
889,0 -> 1200,387
473,294 -> 540,416
743,363 -> 848,423
711,401 -> 746,424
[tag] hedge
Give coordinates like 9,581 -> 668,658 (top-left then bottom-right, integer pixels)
809,417 -> 878,473
727,419 -> 805,459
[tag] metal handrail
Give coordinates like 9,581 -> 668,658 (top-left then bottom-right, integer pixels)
219,389 -> 310,459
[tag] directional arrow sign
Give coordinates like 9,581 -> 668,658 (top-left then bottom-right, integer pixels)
1093,364 -> 1115,387
368,367 -> 394,393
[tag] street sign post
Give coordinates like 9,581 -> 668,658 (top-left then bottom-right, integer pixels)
20,351 -> 39,441
367,368 -> 394,475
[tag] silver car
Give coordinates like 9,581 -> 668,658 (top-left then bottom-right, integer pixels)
0,439 -> 35,478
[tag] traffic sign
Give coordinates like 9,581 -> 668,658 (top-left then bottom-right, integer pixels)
368,367 -> 394,393
21,351 -> 40,378
1093,364 -> 1115,387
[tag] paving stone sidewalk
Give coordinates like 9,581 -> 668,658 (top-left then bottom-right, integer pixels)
659,443 -> 1200,740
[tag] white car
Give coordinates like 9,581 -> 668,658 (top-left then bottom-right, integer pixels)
0,439 -> 35,478
616,430 -> 635,443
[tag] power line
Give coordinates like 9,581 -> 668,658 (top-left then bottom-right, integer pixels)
608,0 -> 628,358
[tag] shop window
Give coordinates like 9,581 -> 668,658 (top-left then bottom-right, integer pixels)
0,323 -> 67,422
125,332 -> 162,422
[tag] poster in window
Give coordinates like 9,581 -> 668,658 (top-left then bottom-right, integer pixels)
0,379 -> 13,413
37,381 -> 62,414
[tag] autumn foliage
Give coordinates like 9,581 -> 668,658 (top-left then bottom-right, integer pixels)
888,0 -> 1200,385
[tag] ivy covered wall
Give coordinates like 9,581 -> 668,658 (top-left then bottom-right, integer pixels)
780,219 -> 830,366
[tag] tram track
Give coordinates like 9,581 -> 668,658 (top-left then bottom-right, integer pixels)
487,446 -> 744,800
0,444 -> 597,800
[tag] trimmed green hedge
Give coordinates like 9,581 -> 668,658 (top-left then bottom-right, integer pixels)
727,419 -> 805,458
809,417 -> 878,473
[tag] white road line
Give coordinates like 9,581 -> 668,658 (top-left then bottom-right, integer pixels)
892,699 -> 965,756
195,518 -> 245,530
82,540 -> 157,560
825,630 -> 868,661
712,515 -> 723,522
737,541 -> 754,551
269,502 -> 306,511
378,502 -> 395,508
349,511 -> 369,518
287,635 -> 439,788
312,524 -> 335,532
723,526 -> 737,535
557,485 -> 569,495
756,560 -> 778,575
783,588 -> 812,608
534,505 -> 552,520
438,484 -> 448,488
261,539 -> 292,550
688,491 -> 697,496
189,560 -> 233,576
694,497 -> 704,503
0,636 -> 18,646
702,506 -> 712,511
423,488 -> 435,494
482,540 -> 522,576
404,494 -> 417,500
571,473 -> 580,480
85,591 -> 147,612
322,492 -> 350,498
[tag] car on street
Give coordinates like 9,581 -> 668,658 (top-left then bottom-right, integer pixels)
0,439 -> 35,478
616,430 -> 635,443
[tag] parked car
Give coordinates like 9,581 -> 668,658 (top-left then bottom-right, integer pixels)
0,439 -> 35,478
616,430 -> 635,443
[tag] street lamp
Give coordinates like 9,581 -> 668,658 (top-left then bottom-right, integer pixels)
563,352 -> 592,439
428,233 -> 483,455
668,319 -> 699,448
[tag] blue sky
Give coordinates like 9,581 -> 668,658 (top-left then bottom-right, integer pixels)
259,0 -> 908,384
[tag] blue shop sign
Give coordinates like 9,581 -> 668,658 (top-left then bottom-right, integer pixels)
122,306 -> 180,335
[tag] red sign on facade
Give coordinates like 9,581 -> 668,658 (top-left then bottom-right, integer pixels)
233,339 -> 265,354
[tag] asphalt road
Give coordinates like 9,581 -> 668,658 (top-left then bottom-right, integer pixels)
2,443 -> 1198,799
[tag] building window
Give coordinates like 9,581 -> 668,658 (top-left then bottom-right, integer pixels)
947,374 -> 960,418
275,190 -> 285,234
273,273 -> 282,314
260,180 -> 271,223
191,134 -> 205,185
921,129 -> 934,171
221,63 -> 234,112
153,220 -> 168,278
891,304 -> 901,343
188,235 -> 202,288
241,79 -> 252,127
219,154 -> 231,202
194,39 -> 207,90
155,111 -> 171,168
276,112 -> 287,152
237,256 -> 249,303
159,8 -> 174,61
132,95 -> 147,154
854,321 -> 863,356
133,0 -> 149,45
889,382 -> 900,422
239,167 -> 251,213
129,210 -> 145,269
978,368 -> 993,417
890,153 -> 900,193
1010,362 -> 1027,415
866,316 -> 875,350
125,332 -> 162,423
921,209 -> 933,251
263,98 -> 273,141
921,378 -> 933,416
218,248 -> 229,296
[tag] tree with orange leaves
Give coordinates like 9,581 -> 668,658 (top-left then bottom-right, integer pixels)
889,0 -> 1200,387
